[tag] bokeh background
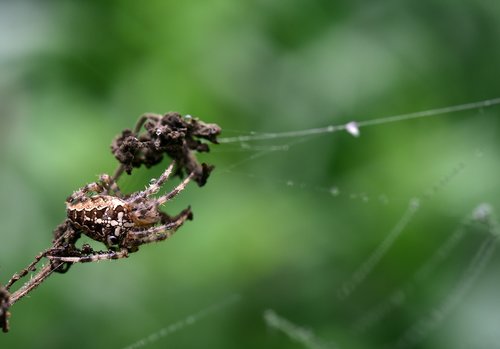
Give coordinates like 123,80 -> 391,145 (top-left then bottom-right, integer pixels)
1,1 -> 500,348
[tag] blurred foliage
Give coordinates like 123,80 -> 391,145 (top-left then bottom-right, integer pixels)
1,1 -> 500,348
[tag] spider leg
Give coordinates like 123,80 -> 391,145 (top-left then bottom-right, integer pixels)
5,224 -> 77,290
67,181 -> 106,204
5,247 -> 54,290
67,172 -> 124,203
130,161 -> 176,202
156,171 -> 195,205
5,244 -> 74,289
47,248 -> 129,263
125,207 -> 193,246
99,174 -> 123,197
51,220 -> 83,273
53,219 -> 80,245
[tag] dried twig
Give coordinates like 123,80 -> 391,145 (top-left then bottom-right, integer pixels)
111,112 -> 221,186
0,284 -> 9,333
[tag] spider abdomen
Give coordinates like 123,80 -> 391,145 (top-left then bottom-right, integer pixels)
67,196 -> 134,245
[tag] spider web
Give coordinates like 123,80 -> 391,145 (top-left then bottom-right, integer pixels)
210,98 -> 500,349
117,98 -> 500,349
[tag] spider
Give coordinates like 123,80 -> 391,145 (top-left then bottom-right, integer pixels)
47,161 -> 194,265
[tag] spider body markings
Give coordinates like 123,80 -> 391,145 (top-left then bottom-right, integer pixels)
49,161 -> 194,264
67,196 -> 134,248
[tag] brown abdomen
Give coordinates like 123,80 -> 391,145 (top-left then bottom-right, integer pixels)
66,196 -> 131,244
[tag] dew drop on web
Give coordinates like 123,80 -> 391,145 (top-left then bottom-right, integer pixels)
345,121 -> 360,137
329,186 -> 340,196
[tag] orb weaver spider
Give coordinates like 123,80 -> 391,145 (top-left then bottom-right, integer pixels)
47,161 -> 194,265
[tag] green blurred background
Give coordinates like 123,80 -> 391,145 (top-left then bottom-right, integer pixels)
1,1 -> 500,348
